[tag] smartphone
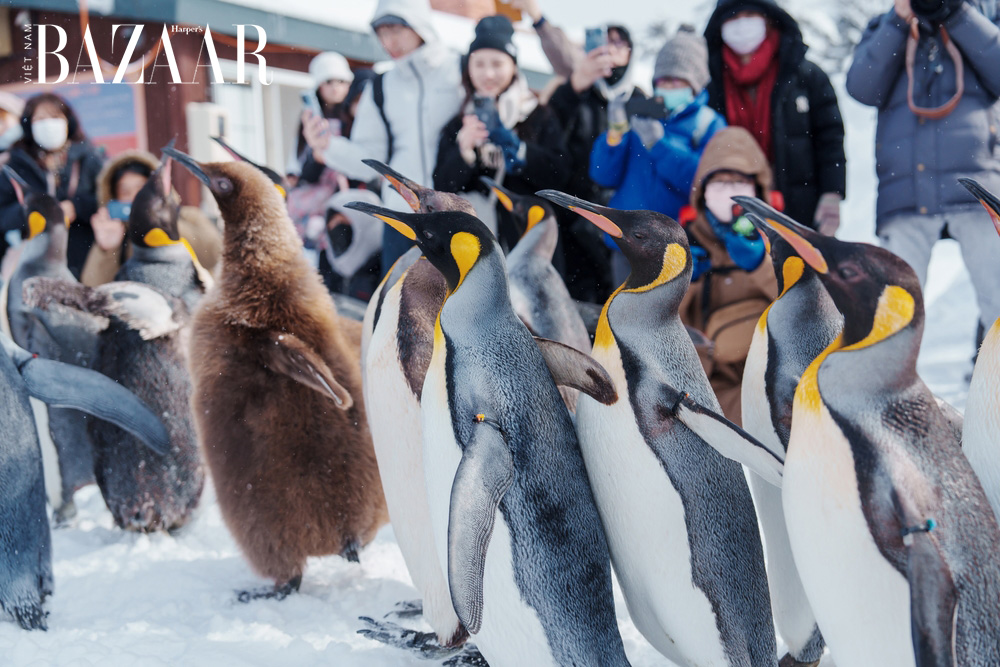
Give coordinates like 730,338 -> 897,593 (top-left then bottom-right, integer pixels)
301,90 -> 323,118
494,0 -> 522,22
584,26 -> 607,54
626,96 -> 668,120
107,200 -> 131,221
473,95 -> 499,132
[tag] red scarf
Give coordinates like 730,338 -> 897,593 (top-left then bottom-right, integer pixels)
722,29 -> 781,160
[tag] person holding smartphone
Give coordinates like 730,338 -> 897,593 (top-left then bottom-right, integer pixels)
590,27 -> 726,286
433,15 -> 569,249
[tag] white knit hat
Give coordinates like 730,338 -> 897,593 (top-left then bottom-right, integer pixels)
309,52 -> 354,87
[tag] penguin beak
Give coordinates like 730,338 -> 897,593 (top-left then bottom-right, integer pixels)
343,200 -> 417,241
211,135 -> 249,163
161,146 -> 212,189
743,212 -> 776,255
3,164 -> 27,207
732,196 -> 828,274
958,177 -> 1000,237
536,189 -> 623,238
482,176 -> 515,213
362,159 -> 425,212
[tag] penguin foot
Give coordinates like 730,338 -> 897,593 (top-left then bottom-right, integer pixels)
52,500 -> 78,527
779,654 -> 821,667
441,645 -> 487,666
236,575 -> 302,603
385,599 -> 423,619
357,616 -> 464,659
9,603 -> 48,631
341,538 -> 360,563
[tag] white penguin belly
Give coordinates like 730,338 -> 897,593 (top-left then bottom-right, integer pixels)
30,396 -> 63,509
963,319 -> 1000,524
741,323 -> 784,460
364,293 -> 459,641
421,346 -> 554,666
576,341 -> 728,666
783,402 -> 914,667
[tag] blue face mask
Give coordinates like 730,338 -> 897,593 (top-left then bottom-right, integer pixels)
657,87 -> 694,113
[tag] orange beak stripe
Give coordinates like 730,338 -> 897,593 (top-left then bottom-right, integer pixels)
767,220 -> 828,274
571,205 -> 622,238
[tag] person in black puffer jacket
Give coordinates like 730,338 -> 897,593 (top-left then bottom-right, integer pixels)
704,0 -> 846,233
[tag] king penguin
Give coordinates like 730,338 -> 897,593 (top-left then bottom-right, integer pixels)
736,196 -> 843,666
345,200 -> 628,667
538,190 -> 778,667
354,159 -> 470,648
0,165 -> 99,522
0,326 -> 170,630
760,214 -> 1000,666
956,178 -> 1000,523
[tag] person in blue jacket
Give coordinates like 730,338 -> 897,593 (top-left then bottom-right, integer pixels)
590,26 -> 726,285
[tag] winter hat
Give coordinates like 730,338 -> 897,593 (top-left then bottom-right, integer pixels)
309,52 -> 354,87
468,15 -> 517,62
653,26 -> 710,93
370,0 -> 438,43
371,14 -> 410,30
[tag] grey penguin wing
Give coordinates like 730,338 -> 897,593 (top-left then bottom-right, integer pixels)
263,330 -> 354,409
17,355 -> 170,456
448,422 -> 514,635
532,336 -> 617,405
894,490 -> 958,667
663,385 -> 784,486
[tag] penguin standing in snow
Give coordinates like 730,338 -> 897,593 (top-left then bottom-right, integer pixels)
0,328 -> 170,630
1,166 -> 99,521
165,147 -> 387,597
736,196 -> 842,666
760,214 -> 1000,666
957,178 -> 1000,522
345,200 -> 628,667
356,159 -> 472,649
538,190 -> 777,667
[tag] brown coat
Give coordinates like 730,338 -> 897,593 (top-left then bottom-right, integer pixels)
680,127 -> 779,425
80,150 -> 222,287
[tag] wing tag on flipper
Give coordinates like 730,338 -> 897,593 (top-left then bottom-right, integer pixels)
448,420 -> 514,634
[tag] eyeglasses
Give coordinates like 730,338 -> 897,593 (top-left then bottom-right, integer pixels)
608,39 -> 630,50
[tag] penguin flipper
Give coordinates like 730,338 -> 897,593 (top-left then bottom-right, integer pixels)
665,388 -> 784,487
18,356 -> 171,456
533,336 -> 617,405
448,425 -> 514,634
895,493 -> 958,667
264,331 -> 354,409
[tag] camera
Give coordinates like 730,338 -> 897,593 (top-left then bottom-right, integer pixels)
910,0 -> 964,22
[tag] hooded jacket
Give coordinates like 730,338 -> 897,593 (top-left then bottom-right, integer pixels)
704,0 -> 846,228
319,0 -> 463,266
679,126 -> 778,425
79,150 -> 222,287
845,3 -> 1000,225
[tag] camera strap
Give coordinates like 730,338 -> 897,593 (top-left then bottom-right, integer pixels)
906,17 -> 964,120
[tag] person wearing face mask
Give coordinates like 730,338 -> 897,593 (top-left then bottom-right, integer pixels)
0,93 -> 104,278
0,93 -> 25,161
302,0 -> 464,275
433,15 -> 569,250
547,24 -> 645,303
589,27 -> 726,286
679,126 -> 777,425
704,0 -> 846,235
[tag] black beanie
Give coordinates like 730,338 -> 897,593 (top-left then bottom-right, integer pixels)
468,15 -> 517,62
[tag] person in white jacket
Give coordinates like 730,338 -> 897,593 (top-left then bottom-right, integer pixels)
303,0 -> 463,274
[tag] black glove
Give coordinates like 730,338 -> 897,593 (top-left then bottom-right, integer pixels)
911,0 -> 964,22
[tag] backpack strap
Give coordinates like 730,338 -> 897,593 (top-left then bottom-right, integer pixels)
372,72 -> 394,162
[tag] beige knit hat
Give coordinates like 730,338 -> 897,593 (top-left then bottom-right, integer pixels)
653,25 -> 710,94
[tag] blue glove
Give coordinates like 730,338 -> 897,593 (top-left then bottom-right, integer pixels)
690,245 -> 711,282
490,125 -> 525,173
706,211 -> 766,272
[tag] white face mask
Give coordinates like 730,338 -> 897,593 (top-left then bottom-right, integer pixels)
32,117 -> 68,151
704,180 -> 757,222
0,123 -> 22,150
721,16 -> 768,56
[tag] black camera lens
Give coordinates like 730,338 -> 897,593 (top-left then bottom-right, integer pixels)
911,0 -> 963,22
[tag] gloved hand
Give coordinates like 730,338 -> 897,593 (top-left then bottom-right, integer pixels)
707,212 -> 766,272
489,125 -> 526,173
690,244 -> 711,282
813,192 -> 842,236
630,116 -> 665,151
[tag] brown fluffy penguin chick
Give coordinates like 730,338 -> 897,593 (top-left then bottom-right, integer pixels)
166,150 -> 387,594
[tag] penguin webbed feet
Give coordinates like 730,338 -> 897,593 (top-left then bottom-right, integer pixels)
235,574 -> 301,603
385,599 -> 423,619
340,538 -> 360,563
6,601 -> 48,631
357,616 -> 476,660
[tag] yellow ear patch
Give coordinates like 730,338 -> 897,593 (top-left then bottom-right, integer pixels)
450,231 -> 480,289
143,228 -> 177,247
274,184 -> 286,199
374,213 -> 416,240
780,256 -> 805,298
623,243 -> 687,293
841,285 -> 915,353
27,211 -> 46,239
492,188 -> 513,212
768,220 -> 828,274
526,205 -> 545,231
